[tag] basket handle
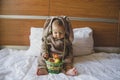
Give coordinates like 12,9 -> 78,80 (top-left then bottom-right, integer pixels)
62,38 -> 66,62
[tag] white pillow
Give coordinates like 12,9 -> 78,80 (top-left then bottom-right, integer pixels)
26,27 -> 94,56
73,27 -> 94,56
26,27 -> 43,56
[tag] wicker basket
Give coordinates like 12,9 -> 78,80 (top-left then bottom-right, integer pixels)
45,60 -> 63,74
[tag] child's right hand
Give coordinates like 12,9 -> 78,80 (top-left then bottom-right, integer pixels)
43,53 -> 49,60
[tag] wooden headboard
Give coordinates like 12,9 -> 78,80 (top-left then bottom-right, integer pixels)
0,0 -> 120,47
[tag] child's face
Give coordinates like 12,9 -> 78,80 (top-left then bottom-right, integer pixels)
52,24 -> 65,39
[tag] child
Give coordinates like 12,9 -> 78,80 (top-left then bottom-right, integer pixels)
37,16 -> 77,76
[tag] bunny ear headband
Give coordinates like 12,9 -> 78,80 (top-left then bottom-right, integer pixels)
42,16 -> 74,42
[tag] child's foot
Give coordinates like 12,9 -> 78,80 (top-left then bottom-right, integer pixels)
66,67 -> 78,76
37,68 -> 48,76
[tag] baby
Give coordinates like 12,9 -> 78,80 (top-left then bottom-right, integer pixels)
37,16 -> 77,76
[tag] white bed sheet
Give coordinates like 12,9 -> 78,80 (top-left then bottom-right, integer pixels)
0,48 -> 120,80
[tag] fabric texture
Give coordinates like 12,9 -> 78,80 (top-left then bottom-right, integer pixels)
73,27 -> 94,56
26,27 -> 43,56
1,48 -> 120,80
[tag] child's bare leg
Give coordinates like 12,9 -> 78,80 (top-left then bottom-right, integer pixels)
65,67 -> 78,76
37,68 -> 48,76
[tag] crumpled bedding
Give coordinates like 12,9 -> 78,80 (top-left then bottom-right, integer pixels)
0,48 -> 120,80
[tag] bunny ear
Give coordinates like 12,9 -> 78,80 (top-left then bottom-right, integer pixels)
64,17 -> 74,42
42,17 -> 55,38
43,18 -> 50,29
42,18 -> 50,38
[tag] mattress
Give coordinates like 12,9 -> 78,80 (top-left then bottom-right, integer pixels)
0,48 -> 120,80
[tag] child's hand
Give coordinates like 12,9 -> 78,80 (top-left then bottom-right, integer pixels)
43,53 -> 49,60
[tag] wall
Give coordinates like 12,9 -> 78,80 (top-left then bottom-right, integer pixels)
0,0 -> 120,47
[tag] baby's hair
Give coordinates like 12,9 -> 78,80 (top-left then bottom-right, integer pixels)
52,19 -> 64,27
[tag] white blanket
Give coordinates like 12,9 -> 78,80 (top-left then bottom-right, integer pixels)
0,48 -> 120,80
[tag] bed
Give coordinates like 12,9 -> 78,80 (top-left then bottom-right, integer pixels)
0,27 -> 120,80
0,47 -> 120,80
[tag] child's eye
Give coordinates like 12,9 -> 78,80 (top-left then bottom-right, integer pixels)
59,32 -> 63,34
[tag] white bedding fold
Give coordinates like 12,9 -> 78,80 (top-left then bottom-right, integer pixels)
0,48 -> 120,80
